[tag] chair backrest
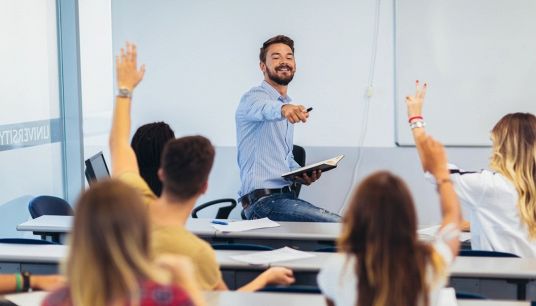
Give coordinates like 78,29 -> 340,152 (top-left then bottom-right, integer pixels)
455,292 -> 486,300
191,198 -> 237,219
28,195 -> 74,219
292,145 -> 306,167
291,145 -> 306,197
0,238 -> 57,245
211,243 -> 273,251
315,246 -> 337,253
458,250 -> 519,258
260,285 -> 321,294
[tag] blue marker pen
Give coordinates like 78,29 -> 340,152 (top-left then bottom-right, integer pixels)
211,220 -> 229,225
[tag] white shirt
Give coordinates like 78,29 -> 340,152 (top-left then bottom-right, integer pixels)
317,226 -> 457,306
445,164 -> 536,257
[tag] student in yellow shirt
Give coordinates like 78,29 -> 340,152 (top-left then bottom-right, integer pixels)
109,42 -> 295,291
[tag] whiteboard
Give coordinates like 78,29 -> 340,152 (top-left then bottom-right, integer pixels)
395,0 -> 536,146
111,0 -> 380,147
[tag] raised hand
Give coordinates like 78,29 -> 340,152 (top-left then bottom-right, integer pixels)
116,42 -> 146,92
405,80 -> 427,118
282,104 -> 309,124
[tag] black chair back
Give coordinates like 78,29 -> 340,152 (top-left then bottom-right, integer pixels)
28,195 -> 73,219
191,198 -> 237,219
459,250 -> 519,258
291,145 -> 306,196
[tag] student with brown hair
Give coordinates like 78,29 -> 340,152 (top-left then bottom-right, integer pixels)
317,136 -> 462,306
110,42 -> 295,291
41,180 -> 203,306
406,82 -> 536,257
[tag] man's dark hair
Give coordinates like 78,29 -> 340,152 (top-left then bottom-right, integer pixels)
259,35 -> 294,63
131,122 -> 175,196
161,135 -> 215,201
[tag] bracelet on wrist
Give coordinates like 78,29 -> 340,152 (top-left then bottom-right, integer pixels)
408,115 -> 423,123
117,88 -> 133,99
409,120 -> 426,129
15,273 -> 23,292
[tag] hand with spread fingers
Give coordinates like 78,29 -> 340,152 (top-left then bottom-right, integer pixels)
116,42 -> 146,93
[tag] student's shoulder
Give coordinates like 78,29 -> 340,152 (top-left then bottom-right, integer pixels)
152,226 -> 213,255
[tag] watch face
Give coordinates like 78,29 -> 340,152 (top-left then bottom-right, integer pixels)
118,88 -> 131,97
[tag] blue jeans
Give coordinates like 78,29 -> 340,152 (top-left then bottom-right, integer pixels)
244,193 -> 341,222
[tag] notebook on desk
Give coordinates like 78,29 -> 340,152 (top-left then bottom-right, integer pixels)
282,155 -> 344,184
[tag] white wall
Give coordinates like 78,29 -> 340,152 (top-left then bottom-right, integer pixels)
80,0 -> 495,224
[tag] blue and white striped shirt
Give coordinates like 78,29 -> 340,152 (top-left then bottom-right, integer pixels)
236,81 -> 301,197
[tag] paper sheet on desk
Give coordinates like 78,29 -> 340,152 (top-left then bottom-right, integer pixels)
438,288 -> 458,306
5,291 -> 48,306
231,247 -> 315,265
211,217 -> 280,232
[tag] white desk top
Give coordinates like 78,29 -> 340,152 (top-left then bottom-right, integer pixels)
0,243 -> 67,263
217,250 -> 536,280
216,249 -> 335,271
2,291 -> 529,306
204,291 -> 528,306
17,216 -> 341,241
17,215 -> 73,233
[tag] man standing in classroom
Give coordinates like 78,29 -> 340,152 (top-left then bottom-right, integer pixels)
235,35 -> 341,222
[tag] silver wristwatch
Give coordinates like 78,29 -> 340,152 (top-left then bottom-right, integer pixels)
117,88 -> 132,98
409,120 -> 426,129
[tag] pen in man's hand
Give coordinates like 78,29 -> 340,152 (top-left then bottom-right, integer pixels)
306,107 -> 313,113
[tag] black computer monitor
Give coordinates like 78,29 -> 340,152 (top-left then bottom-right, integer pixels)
84,151 -> 110,184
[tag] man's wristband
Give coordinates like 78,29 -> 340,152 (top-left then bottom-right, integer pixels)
117,88 -> 132,99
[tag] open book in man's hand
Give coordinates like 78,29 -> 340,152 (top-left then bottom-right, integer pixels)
282,155 -> 344,184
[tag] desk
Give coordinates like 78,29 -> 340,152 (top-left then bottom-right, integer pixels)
1,291 -> 528,306
204,292 -> 528,306
0,243 -> 66,274
17,216 -> 340,250
215,250 -> 536,300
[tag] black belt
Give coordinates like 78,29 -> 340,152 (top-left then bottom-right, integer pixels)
240,186 -> 293,209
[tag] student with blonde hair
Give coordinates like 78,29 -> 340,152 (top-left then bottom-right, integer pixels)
318,136 -> 462,306
41,180 -> 204,306
406,81 -> 536,257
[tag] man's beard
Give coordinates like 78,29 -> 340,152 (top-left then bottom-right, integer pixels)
267,65 -> 294,86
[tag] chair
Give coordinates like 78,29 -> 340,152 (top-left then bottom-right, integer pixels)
0,238 -> 57,245
291,145 -> 306,197
191,198 -> 237,219
455,292 -> 486,300
260,285 -> 321,294
458,250 -> 519,258
314,246 -> 337,253
28,195 -> 73,219
211,243 -> 273,251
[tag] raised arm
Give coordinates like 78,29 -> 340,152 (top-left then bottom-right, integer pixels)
405,82 -> 462,254
109,42 -> 145,176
